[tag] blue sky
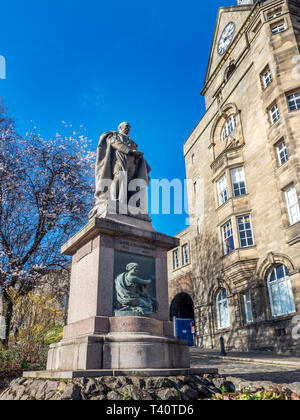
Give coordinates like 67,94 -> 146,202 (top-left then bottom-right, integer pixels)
0,0 -> 234,236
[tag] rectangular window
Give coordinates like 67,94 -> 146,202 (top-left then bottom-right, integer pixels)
194,181 -> 198,194
269,103 -> 280,124
267,8 -> 282,20
197,218 -> 201,235
222,220 -> 235,255
284,185 -> 300,225
217,175 -> 229,206
173,249 -> 180,270
252,20 -> 262,36
244,291 -> 254,323
237,215 -> 254,248
271,21 -> 286,34
261,67 -> 272,89
287,92 -> 300,112
182,244 -> 190,266
217,290 -> 230,329
231,167 -> 247,197
276,140 -> 288,166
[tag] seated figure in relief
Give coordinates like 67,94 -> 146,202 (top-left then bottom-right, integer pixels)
114,263 -> 158,317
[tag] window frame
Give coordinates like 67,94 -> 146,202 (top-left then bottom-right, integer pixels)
284,185 -> 300,226
287,92 -> 300,112
267,265 -> 296,318
237,215 -> 255,248
267,8 -> 282,21
271,20 -> 287,34
276,140 -> 288,167
231,167 -> 247,198
182,243 -> 190,266
216,289 -> 231,329
222,220 -> 235,256
222,114 -> 237,142
261,67 -> 273,89
217,174 -> 229,206
243,291 -> 254,324
194,181 -> 198,195
173,249 -> 180,270
269,103 -> 280,125
197,218 -> 201,235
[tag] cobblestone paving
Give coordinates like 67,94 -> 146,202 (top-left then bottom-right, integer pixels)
191,351 -> 300,392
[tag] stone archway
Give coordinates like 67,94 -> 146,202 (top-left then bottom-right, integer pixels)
170,292 -> 195,320
170,293 -> 195,346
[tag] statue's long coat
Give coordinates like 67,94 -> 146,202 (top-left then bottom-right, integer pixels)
94,131 -> 151,201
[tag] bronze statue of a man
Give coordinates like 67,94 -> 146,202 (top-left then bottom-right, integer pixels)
89,122 -> 151,218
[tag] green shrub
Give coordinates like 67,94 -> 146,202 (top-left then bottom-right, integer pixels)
44,325 -> 63,345
0,346 -> 24,373
212,388 -> 300,401
0,324 -> 63,374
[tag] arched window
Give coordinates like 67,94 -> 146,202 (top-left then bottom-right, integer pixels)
222,115 -> 237,142
216,289 -> 230,329
267,265 -> 296,317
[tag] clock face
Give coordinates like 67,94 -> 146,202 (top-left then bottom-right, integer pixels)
218,22 -> 235,56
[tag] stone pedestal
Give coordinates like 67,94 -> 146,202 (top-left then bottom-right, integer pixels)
40,214 -> 191,376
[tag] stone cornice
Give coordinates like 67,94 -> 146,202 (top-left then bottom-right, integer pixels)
61,217 -> 179,256
210,142 -> 245,172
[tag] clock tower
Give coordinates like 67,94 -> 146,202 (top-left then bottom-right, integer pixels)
202,0 -> 258,108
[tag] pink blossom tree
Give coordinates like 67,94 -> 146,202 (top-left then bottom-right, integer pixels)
0,103 -> 95,346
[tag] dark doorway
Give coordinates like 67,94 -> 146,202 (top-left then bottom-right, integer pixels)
170,292 -> 195,320
170,293 -> 195,347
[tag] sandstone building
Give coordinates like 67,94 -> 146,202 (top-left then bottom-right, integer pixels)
168,0 -> 300,355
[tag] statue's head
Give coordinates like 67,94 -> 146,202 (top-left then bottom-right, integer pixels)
118,122 -> 131,136
126,262 -> 139,274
